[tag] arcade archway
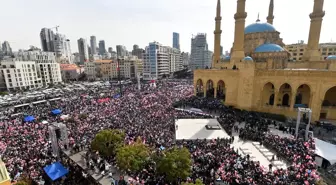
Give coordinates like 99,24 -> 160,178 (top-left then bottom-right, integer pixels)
262,82 -> 275,106
206,80 -> 214,98
217,80 -> 226,101
196,79 -> 204,97
322,86 -> 336,107
279,83 -> 292,107
295,84 -> 311,108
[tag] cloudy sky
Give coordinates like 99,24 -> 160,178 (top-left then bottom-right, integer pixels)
1,0 -> 335,53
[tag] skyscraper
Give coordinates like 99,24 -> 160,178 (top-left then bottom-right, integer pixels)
53,34 -> 72,63
90,36 -> 97,55
99,40 -> 106,55
190,34 -> 211,70
2,41 -> 12,56
143,42 -> 170,80
108,47 -> 113,53
77,38 -> 89,64
116,45 -> 127,58
40,28 -> 55,52
173,32 -> 180,50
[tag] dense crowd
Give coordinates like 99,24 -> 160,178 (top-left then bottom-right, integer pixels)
0,80 -> 320,185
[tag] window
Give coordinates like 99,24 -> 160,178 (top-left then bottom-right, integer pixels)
7,74 -> 10,78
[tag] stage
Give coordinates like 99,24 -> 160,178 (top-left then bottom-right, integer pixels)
175,119 -> 230,140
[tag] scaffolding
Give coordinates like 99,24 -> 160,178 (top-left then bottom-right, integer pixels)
295,107 -> 312,140
48,123 -> 69,158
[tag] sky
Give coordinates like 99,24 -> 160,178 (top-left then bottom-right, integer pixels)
1,0 -> 335,54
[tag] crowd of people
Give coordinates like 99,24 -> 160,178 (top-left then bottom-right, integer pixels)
0,80 -> 320,185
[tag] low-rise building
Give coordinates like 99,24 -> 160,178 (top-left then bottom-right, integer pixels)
285,42 -> 336,61
60,64 -> 83,81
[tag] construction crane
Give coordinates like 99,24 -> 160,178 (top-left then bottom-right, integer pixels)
50,25 -> 60,33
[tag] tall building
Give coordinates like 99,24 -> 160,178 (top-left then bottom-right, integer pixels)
132,44 -> 145,59
116,45 -> 127,58
40,28 -> 55,52
77,38 -> 89,64
108,47 -> 113,53
53,34 -> 72,63
167,47 -> 182,73
143,42 -> 170,80
99,40 -> 106,55
285,42 -> 336,61
2,41 -> 12,56
173,32 -> 180,50
181,52 -> 190,67
190,33 -> 211,70
90,36 -> 97,55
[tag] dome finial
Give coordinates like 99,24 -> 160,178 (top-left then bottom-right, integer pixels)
256,13 -> 260,22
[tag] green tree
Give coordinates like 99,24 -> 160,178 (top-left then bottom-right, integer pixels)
15,181 -> 29,185
156,147 -> 192,182
182,179 -> 205,185
116,140 -> 150,173
91,129 -> 125,157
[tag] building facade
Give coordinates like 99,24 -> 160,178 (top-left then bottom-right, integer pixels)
116,45 -> 127,58
99,40 -> 106,55
132,45 -> 145,59
1,41 -> 12,56
84,59 -> 138,81
143,42 -> 170,80
54,34 -> 72,63
167,47 -> 182,73
285,42 -> 336,61
194,0 -> 336,122
190,34 -> 212,70
0,61 -> 43,90
173,32 -> 180,50
181,52 -> 190,68
60,64 -> 83,81
77,38 -> 89,64
40,28 -> 55,52
14,51 -> 62,86
90,36 -> 97,55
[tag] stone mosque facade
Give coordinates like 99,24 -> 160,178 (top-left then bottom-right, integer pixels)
194,0 -> 336,122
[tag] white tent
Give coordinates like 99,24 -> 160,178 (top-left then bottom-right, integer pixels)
315,138 -> 336,165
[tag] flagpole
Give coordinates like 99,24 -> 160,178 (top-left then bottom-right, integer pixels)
117,58 -> 122,97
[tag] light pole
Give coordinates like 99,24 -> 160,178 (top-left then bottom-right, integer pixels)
117,59 -> 122,97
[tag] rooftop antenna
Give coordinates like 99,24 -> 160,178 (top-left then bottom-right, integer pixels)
256,13 -> 260,22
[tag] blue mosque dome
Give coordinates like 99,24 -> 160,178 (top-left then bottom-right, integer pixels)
243,56 -> 253,61
326,55 -> 336,60
245,22 -> 276,34
255,43 -> 284,53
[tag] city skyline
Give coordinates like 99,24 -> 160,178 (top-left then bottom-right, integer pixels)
2,0 -> 336,53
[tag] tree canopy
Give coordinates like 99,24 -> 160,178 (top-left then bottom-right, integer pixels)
91,129 -> 125,157
15,181 -> 29,185
156,147 -> 192,182
182,179 -> 205,185
116,140 -> 150,173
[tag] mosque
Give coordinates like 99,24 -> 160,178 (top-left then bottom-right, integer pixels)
193,0 -> 336,122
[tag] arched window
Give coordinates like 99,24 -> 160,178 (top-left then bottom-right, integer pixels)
295,93 -> 302,104
269,94 -> 274,105
282,94 -> 290,106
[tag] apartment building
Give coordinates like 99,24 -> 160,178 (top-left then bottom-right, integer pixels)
60,64 -> 83,81
0,61 -> 43,91
84,59 -> 137,81
285,41 -> 336,61
14,51 -> 62,86
167,47 -> 182,73
143,42 -> 170,80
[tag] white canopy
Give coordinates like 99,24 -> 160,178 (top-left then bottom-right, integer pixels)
315,138 -> 336,165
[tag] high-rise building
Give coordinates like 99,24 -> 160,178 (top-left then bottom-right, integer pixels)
132,44 -> 145,59
99,40 -> 106,55
143,42 -> 170,80
108,47 -> 113,53
53,34 -> 72,63
181,52 -> 190,67
116,45 -> 127,58
168,47 -> 182,73
40,28 -> 55,52
190,34 -> 211,70
77,38 -> 89,64
2,41 -> 12,56
173,32 -> 180,50
90,36 -> 97,55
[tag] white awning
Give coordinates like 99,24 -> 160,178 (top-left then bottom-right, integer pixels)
315,138 -> 336,165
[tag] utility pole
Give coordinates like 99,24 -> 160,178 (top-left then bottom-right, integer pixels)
117,59 -> 122,97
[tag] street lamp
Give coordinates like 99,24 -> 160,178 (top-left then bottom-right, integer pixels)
117,58 -> 122,97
